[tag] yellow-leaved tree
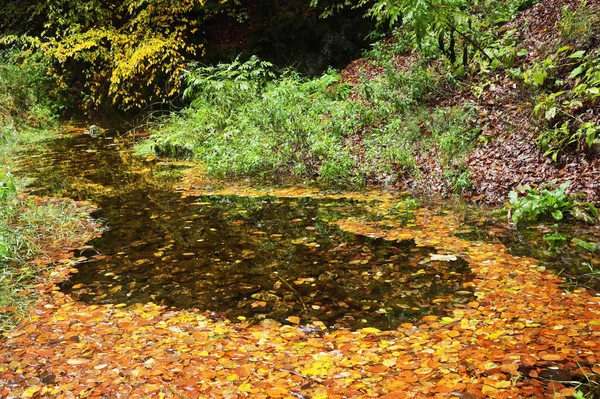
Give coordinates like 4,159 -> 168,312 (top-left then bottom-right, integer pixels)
1,0 -> 242,111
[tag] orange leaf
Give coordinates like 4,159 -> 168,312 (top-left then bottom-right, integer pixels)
521,355 -> 537,367
540,354 -> 564,361
266,387 -> 288,398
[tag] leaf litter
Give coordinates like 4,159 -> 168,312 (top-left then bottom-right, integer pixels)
4,128 -> 600,397
1,200 -> 600,398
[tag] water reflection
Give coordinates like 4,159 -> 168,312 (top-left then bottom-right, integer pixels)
20,128 -> 474,330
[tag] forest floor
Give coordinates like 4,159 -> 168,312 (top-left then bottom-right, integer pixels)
1,182 -> 599,398
339,0 -> 600,204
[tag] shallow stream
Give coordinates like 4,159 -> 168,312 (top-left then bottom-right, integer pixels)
19,127 -> 600,330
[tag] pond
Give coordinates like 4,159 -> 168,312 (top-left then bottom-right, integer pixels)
19,126 -> 599,330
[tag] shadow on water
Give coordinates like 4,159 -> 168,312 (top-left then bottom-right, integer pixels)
19,128 -> 475,330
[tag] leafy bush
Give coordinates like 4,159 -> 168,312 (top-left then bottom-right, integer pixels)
0,191 -> 98,331
0,46 -> 91,331
315,0 -> 539,72
0,48 -> 57,128
531,50 -> 600,160
139,60 -> 365,185
183,56 -> 277,104
0,172 -> 16,202
522,2 -> 600,161
558,0 -> 600,48
140,56 -> 478,190
0,0 -> 250,111
507,181 -> 599,225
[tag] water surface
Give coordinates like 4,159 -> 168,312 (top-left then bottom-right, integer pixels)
16,127 -> 499,329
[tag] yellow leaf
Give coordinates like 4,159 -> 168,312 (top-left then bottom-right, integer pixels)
489,330 -> 505,339
67,358 -> 88,365
360,327 -> 381,334
22,386 -> 41,398
213,326 -> 228,334
382,357 -> 397,367
495,380 -> 511,388
239,382 -> 252,392
302,354 -> 334,376
482,385 -> 499,396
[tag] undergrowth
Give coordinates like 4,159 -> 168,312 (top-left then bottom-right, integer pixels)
0,186 -> 95,332
0,49 -> 97,332
524,1 -> 600,161
137,0 -> 549,192
137,55 -> 479,191
507,181 -> 599,225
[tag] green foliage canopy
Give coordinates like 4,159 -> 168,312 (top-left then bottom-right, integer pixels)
312,0 -> 538,68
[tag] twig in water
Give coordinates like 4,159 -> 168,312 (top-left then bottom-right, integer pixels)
272,273 -> 308,313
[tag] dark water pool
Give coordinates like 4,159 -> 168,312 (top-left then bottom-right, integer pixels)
19,128 -> 476,329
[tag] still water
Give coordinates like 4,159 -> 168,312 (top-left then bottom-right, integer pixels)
21,127 -> 597,330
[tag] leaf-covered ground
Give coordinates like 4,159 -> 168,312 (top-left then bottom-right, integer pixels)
1,189 -> 599,398
339,0 -> 600,204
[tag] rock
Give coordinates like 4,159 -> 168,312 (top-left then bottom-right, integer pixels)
250,292 -> 281,302
86,125 -> 106,138
259,318 -> 282,328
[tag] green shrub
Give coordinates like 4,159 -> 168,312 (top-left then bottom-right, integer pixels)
0,172 -> 16,202
0,47 -> 80,331
139,60 -> 365,185
140,55 -> 477,190
0,48 -> 58,128
522,2 -> 600,161
0,193 -> 96,331
0,124 -> 98,331
507,181 -> 599,225
559,0 -> 600,48
530,50 -> 600,160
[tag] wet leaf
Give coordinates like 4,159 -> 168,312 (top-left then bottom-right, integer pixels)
3,142 -> 600,399
430,254 -> 458,261
66,358 -> 88,365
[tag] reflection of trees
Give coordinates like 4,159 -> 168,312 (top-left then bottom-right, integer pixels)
33,132 -> 474,329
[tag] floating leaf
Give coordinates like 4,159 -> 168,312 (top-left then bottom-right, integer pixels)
430,254 -> 458,261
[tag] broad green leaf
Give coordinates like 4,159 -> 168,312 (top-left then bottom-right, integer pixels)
543,232 -> 567,242
532,69 -> 547,86
569,65 -> 584,79
572,238 -> 597,252
568,50 -> 586,59
587,87 -> 600,95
